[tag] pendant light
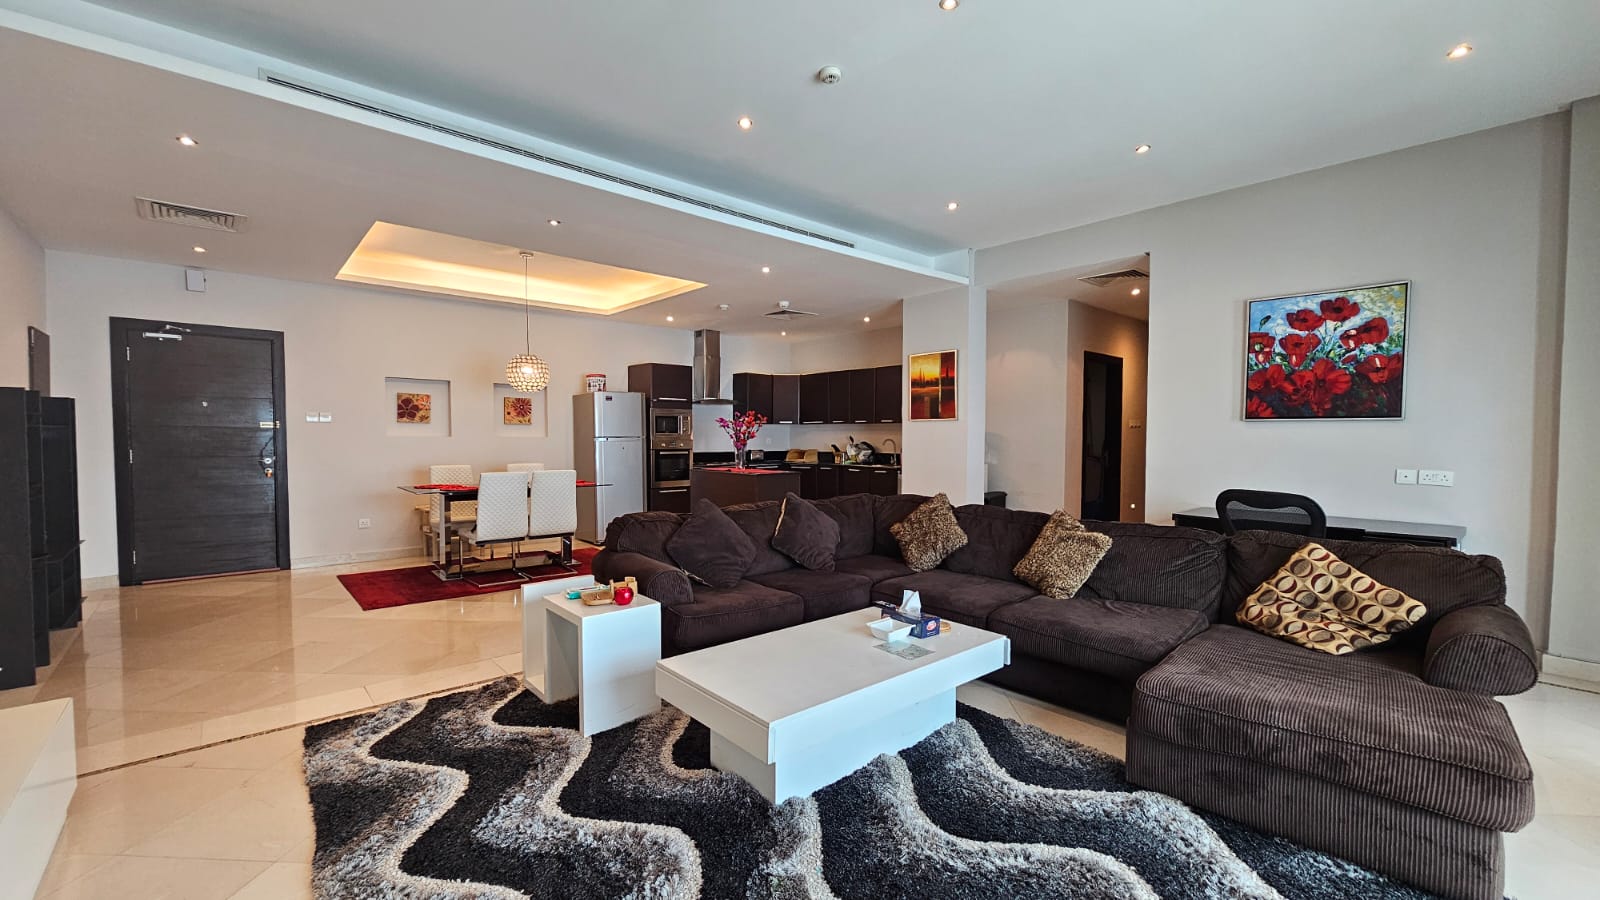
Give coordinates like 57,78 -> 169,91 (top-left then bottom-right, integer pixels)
506,251 -> 550,392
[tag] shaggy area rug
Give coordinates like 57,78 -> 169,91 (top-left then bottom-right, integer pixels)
304,677 -> 1440,899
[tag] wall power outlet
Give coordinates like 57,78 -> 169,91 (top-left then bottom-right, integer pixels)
357,518 -> 372,529
1419,470 -> 1455,487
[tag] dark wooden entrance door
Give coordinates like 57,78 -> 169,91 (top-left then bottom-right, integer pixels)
111,319 -> 289,584
1080,351 -> 1123,522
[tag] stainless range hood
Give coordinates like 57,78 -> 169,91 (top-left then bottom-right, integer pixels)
693,329 -> 732,404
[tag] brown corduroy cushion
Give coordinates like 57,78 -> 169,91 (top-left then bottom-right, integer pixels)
1236,542 -> 1427,655
1013,511 -> 1114,599
771,493 -> 840,571
665,498 -> 758,588
889,493 -> 968,572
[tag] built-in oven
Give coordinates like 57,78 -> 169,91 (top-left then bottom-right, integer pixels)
649,406 -> 692,449
650,449 -> 692,488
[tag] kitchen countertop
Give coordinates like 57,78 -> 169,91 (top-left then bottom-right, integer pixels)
698,467 -> 797,476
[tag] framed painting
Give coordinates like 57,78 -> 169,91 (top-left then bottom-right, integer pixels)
1243,281 -> 1408,421
503,396 -> 533,425
908,350 -> 958,421
395,391 -> 432,424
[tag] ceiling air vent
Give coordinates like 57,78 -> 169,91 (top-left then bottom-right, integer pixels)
1077,267 -> 1147,287
762,301 -> 819,321
136,197 -> 249,233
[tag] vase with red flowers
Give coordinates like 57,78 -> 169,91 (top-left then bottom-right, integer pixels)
716,410 -> 768,469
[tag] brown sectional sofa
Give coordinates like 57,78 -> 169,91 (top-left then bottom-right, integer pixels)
591,493 -> 1539,900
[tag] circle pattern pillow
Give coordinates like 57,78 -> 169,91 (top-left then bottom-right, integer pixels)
1236,543 -> 1426,655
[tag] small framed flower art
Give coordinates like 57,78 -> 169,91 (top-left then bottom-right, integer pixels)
1243,281 -> 1408,421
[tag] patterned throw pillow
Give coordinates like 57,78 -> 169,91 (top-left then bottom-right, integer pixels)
1013,511 -> 1114,599
890,493 -> 968,572
1236,542 -> 1427,655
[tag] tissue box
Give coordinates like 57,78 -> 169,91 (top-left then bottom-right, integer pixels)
873,602 -> 942,639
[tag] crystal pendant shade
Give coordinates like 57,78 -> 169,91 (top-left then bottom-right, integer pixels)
506,353 -> 550,392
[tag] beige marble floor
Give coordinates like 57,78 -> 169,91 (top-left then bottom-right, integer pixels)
0,556 -> 530,774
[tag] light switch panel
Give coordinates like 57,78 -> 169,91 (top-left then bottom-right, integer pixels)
318,413 -> 332,423
1395,468 -> 1418,485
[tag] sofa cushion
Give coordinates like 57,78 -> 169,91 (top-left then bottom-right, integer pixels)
747,568 -> 873,621
1012,511 -> 1114,599
771,493 -> 839,571
666,581 -> 804,654
834,554 -> 914,584
1224,531 -> 1505,637
666,499 -> 758,588
872,493 -> 931,558
1077,521 -> 1226,614
721,501 -> 793,578
989,596 -> 1209,680
1132,625 -> 1535,832
942,505 -> 1049,582
1236,542 -> 1427,655
890,494 -> 968,572
816,493 -> 876,558
608,511 -> 684,562
1423,604 -> 1539,696
873,571 -> 1036,627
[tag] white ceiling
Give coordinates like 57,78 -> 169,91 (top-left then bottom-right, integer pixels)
59,0 -> 1600,254
989,255 -> 1151,321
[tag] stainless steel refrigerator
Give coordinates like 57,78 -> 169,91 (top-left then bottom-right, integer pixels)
573,392 -> 645,544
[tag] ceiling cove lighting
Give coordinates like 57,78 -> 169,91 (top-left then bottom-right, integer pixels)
1447,43 -> 1474,60
1134,144 -> 1152,154
176,134 -> 197,147
737,116 -> 754,131
505,252 -> 551,393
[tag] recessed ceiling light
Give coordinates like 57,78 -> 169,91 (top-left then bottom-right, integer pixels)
1131,287 -> 1141,296
1447,43 -> 1473,60
547,219 -> 561,226
780,330 -> 788,336
947,201 -> 959,211
737,116 -> 754,131
192,246 -> 206,253
1134,144 -> 1151,154
863,316 -> 872,323
939,0 -> 959,9
176,134 -> 197,147
666,315 -> 675,322
761,266 -> 771,274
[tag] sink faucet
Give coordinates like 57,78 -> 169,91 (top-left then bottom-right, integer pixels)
881,438 -> 899,461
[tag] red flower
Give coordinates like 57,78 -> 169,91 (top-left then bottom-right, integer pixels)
1247,332 -> 1276,363
1320,296 -> 1361,322
1279,333 -> 1321,367
1357,317 -> 1390,345
1285,309 -> 1324,332
1245,396 -> 1275,418
1248,364 -> 1288,394
1286,358 -> 1353,414
1357,352 -> 1404,385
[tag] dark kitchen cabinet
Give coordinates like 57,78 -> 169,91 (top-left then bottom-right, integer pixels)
732,373 -> 774,421
847,369 -> 875,424
771,375 -> 800,424
840,466 -> 872,497
628,363 -> 693,405
799,373 -> 830,424
873,365 -> 902,423
870,468 -> 901,496
796,465 -> 817,499
813,465 -> 840,499
650,486 -> 691,515
827,371 -> 851,424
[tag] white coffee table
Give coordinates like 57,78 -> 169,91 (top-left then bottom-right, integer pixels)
522,579 -> 661,737
655,608 -> 1010,803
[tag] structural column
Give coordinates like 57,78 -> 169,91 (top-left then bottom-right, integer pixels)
901,281 -> 987,504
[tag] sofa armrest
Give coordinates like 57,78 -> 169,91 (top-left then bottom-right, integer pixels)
591,550 -> 694,608
1423,604 -> 1538,696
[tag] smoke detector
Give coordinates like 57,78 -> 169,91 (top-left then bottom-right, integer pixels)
817,66 -> 843,85
763,300 -> 819,321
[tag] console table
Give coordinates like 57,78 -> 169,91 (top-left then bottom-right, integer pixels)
1170,507 -> 1465,548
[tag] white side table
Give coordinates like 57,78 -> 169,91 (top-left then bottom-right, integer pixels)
522,585 -> 661,736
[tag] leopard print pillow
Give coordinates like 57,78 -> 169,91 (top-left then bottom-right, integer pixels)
1237,542 -> 1427,655
1013,511 -> 1113,599
890,493 -> 968,572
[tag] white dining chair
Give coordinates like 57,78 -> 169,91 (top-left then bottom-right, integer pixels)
423,464 -> 477,560
528,468 -> 579,567
506,462 -> 545,474
463,471 -> 533,587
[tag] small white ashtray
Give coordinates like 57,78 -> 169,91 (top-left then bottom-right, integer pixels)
869,617 -> 913,644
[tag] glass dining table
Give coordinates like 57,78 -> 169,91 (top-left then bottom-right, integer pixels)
398,480 -> 604,581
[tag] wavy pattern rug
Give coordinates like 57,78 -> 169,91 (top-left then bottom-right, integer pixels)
303,677 -> 1439,899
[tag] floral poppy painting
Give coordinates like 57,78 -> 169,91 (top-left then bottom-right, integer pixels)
395,392 -> 432,424
503,396 -> 533,425
1244,281 -> 1407,421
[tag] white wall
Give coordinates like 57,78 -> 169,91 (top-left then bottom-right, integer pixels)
979,115 -> 1570,628
986,301 -> 1068,513
902,285 -> 987,502
1548,97 -> 1600,664
1065,302 -> 1148,519
787,326 -> 903,454
0,203 -> 45,388
46,252 -> 787,578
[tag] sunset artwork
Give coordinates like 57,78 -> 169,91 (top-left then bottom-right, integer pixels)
908,350 -> 958,421
1244,282 -> 1408,421
395,392 -> 432,424
503,396 -> 533,425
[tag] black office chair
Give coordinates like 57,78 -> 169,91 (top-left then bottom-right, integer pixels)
1215,489 -> 1327,538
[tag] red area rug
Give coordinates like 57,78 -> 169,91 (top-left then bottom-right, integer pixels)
338,547 -> 599,611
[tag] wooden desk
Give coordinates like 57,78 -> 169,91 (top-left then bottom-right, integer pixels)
1170,507 -> 1466,548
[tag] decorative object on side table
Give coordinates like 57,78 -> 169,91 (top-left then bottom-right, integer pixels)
1243,280 -> 1408,421
715,409 -> 767,469
395,392 -> 432,423
908,349 -> 958,420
